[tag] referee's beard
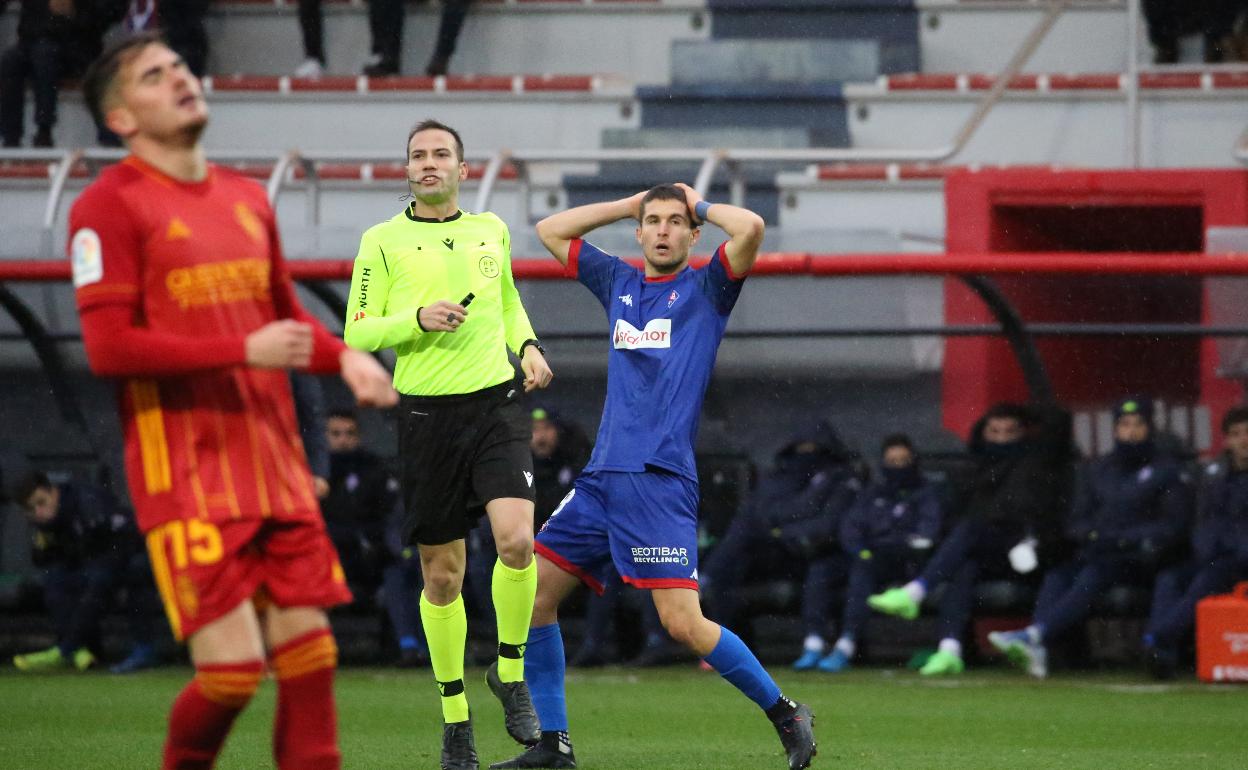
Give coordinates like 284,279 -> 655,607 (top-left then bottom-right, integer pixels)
407,179 -> 458,209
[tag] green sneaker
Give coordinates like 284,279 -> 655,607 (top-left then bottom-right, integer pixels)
918,650 -> 965,676
14,646 -> 65,672
867,587 -> 919,620
71,648 -> 96,671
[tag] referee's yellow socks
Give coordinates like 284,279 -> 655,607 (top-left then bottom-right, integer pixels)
492,556 -> 537,683
419,592 -> 469,723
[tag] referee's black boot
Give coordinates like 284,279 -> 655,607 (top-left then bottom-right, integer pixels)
488,731 -> 577,769
772,701 -> 817,770
441,717 -> 479,770
485,661 -> 541,745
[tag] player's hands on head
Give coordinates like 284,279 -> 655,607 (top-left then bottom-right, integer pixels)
625,191 -> 648,222
339,349 -> 399,408
246,319 -> 314,368
673,182 -> 703,224
419,300 -> 469,333
521,346 -> 554,393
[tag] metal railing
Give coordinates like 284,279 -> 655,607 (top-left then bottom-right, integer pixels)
6,0 -> 1247,244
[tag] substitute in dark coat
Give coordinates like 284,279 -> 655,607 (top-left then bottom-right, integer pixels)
866,402 -> 1077,676
1144,405 -> 1248,678
11,470 -> 134,671
989,396 -> 1193,678
702,421 -> 862,642
796,434 -> 942,672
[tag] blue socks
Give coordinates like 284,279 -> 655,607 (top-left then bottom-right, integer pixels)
703,626 -> 782,711
527,622 -> 782,730
525,623 -> 568,731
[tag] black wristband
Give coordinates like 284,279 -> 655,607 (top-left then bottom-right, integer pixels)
520,338 -> 545,357
416,307 -> 428,332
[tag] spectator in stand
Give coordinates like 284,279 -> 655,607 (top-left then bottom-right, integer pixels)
120,0 -> 210,77
1,0 -> 114,147
805,434 -> 942,673
1142,0 -> 1248,63
363,0 -> 472,77
11,470 -> 148,672
323,408 -> 429,666
701,421 -> 862,654
989,396 -> 1192,678
159,1 -> 209,77
869,403 -> 1075,676
294,0 -> 326,78
1143,406 -> 1248,679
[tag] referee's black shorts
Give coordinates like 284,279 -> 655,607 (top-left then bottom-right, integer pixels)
398,380 -> 535,546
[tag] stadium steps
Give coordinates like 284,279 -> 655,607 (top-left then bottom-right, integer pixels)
917,0 -> 1130,73
563,126 -> 818,223
195,0 -> 711,82
670,38 -> 883,85
634,82 -> 850,147
24,74 -> 639,153
0,158 -> 561,259
558,0 -> 917,221
844,70 -> 1248,167
562,162 -> 792,223
776,161 -> 953,238
708,0 -> 921,74
600,126 -> 816,150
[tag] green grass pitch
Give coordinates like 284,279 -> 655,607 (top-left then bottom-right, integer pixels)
3,666 -> 1246,768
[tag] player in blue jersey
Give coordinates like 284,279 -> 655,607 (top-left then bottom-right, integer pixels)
490,184 -> 817,770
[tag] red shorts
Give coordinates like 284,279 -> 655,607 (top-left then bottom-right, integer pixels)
145,516 -> 352,641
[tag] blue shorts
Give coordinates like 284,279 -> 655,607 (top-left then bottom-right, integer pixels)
535,469 -> 699,594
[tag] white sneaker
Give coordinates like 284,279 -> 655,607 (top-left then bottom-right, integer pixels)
294,58 -> 323,79
988,630 -> 1049,679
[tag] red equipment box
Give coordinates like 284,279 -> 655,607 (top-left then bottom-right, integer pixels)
1197,582 -> 1248,683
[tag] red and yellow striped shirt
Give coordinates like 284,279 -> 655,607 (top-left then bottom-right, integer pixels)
69,156 -> 344,531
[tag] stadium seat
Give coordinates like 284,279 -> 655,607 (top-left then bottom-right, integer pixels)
38,75 -> 638,153
203,0 -> 711,81
917,0 -> 1130,73
844,71 -> 1248,167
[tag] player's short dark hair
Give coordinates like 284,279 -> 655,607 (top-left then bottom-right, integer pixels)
407,119 -> 464,161
13,470 -> 54,507
1222,406 -> 1248,434
639,184 -> 695,224
327,408 -> 358,423
82,31 -> 167,134
983,402 -> 1030,427
880,433 -> 914,455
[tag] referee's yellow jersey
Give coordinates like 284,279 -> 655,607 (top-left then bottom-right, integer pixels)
344,205 -> 536,396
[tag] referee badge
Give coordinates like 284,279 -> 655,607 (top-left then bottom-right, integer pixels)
478,255 -> 500,278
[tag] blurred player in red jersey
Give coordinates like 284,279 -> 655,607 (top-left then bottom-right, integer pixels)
68,32 -> 397,770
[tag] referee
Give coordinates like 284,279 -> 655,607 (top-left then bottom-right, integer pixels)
345,119 -> 552,770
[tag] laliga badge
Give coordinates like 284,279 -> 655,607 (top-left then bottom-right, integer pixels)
71,228 -> 103,287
